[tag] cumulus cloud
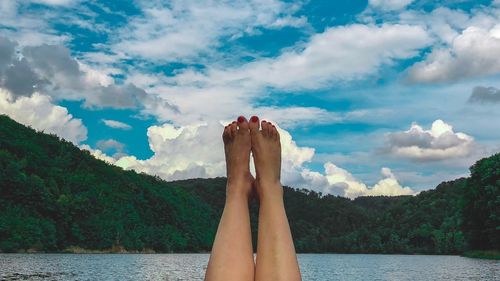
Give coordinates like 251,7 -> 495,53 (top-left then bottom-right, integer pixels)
88,120 -> 413,198
323,164 -> 414,198
369,0 -> 415,11
96,139 -> 126,158
96,139 -> 125,151
408,25 -> 500,82
102,119 -> 132,130
113,122 -> 225,180
113,0 -> 307,61
384,119 -> 475,161
0,88 -> 87,144
0,37 -> 16,71
468,86 -> 500,104
80,144 -> 116,164
0,36 -> 178,119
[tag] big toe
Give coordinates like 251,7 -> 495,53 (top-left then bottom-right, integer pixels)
248,115 -> 260,135
237,115 -> 249,134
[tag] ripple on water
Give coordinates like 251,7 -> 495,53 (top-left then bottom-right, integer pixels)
0,253 -> 498,281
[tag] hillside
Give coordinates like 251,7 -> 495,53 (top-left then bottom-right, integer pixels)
0,115 -> 498,254
0,115 -> 216,252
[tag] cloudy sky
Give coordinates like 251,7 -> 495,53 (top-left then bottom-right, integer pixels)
1,0 -> 499,198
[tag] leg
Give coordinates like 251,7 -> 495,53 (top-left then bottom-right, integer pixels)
249,117 -> 302,281
204,117 -> 255,281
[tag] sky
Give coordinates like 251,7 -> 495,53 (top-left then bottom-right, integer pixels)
1,0 -> 499,198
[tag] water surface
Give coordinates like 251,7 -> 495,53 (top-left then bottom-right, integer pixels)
0,253 -> 498,280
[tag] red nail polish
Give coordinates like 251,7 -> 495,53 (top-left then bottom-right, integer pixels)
237,116 -> 245,123
250,116 -> 259,122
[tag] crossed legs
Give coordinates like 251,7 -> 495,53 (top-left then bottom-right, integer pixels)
204,116 -> 301,281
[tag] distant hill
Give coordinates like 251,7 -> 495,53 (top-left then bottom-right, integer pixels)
0,115 -> 498,254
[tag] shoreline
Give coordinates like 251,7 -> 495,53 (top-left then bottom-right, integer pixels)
462,250 -> 500,260
4,248 -> 500,260
4,246 -> 210,255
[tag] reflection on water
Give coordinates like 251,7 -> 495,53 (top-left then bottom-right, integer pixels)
0,253 -> 498,280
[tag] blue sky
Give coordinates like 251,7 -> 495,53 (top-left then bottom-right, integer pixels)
1,0 -> 499,197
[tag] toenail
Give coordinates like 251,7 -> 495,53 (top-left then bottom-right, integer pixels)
237,116 -> 245,123
250,116 -> 259,122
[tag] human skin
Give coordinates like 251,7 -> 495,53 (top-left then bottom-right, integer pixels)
249,117 -> 301,281
204,117 -> 255,281
204,116 -> 301,281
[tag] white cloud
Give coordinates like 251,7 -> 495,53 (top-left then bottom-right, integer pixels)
80,144 -> 116,164
384,119 -> 475,161
113,0 -> 307,61
96,138 -> 126,158
0,37 -> 178,115
0,1 -> 70,46
114,122 -> 225,180
141,80 -> 336,126
88,119 -> 413,198
408,25 -> 500,82
96,139 -> 125,151
369,0 -> 415,11
181,24 -> 431,91
138,23 -> 430,126
30,0 -> 80,6
267,15 -> 308,29
0,88 -> 87,144
397,8 -> 472,44
324,164 -> 414,198
102,119 -> 132,130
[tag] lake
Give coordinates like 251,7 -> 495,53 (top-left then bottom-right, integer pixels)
0,253 -> 498,280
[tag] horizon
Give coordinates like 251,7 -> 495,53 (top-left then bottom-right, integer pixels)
1,0 -> 500,198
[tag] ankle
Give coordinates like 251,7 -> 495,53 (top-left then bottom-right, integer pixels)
226,170 -> 252,185
226,180 -> 252,200
225,190 -> 251,204
256,181 -> 283,201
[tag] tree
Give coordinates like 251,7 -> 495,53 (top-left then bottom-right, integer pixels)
462,153 -> 500,250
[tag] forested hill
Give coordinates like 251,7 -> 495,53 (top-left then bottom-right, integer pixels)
0,115 -> 498,254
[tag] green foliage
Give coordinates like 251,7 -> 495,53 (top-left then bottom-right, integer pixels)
462,250 -> 500,260
0,115 -> 497,254
0,115 -> 216,252
461,153 -> 500,251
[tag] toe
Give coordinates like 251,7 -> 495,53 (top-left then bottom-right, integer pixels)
261,120 -> 269,137
229,121 -> 237,138
222,125 -> 231,143
249,115 -> 260,135
271,124 -> 279,141
266,121 -> 274,137
237,115 -> 249,134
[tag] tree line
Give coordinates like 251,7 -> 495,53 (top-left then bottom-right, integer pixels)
0,115 -> 498,254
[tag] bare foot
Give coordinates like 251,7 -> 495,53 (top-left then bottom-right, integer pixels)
248,116 -> 282,199
222,116 -> 254,198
